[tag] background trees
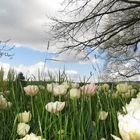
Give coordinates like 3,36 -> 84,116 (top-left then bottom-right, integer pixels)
51,0 -> 140,79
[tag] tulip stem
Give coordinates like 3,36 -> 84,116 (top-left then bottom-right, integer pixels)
59,96 -> 61,101
31,97 -> 34,121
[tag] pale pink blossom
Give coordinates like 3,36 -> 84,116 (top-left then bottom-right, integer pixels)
24,85 -> 39,96
81,83 -> 97,96
45,101 -> 65,113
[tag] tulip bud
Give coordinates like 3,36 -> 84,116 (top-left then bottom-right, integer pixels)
0,95 -> 8,109
99,111 -> 108,120
18,111 -> 32,123
69,88 -> 81,99
17,123 -> 30,136
102,84 -> 110,92
7,102 -> 12,108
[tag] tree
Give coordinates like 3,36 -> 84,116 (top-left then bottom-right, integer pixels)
16,72 -> 26,87
0,40 -> 14,59
51,0 -> 140,79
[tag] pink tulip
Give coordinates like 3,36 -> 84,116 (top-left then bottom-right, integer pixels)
81,83 -> 97,96
24,85 -> 39,96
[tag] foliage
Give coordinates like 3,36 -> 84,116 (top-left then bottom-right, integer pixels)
0,71 -> 139,140
50,0 -> 140,78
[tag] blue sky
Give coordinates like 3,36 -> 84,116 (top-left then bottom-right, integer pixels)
0,46 -> 103,81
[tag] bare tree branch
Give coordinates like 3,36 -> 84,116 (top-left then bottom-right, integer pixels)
0,40 -> 14,59
49,0 -> 140,79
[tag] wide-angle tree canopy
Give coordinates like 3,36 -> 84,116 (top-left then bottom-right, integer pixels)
51,0 -> 140,79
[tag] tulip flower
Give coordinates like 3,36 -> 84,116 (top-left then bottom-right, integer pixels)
123,97 -> 140,114
45,101 -> 65,113
47,83 -> 58,93
102,84 -> 110,92
112,97 -> 140,140
0,95 -> 8,109
53,85 -> 67,96
17,123 -> 30,136
100,138 -> 106,140
24,85 -> 39,96
62,82 -> 70,89
81,83 -> 97,96
111,134 -> 122,140
112,112 -> 140,140
17,133 -> 46,140
69,88 -> 81,99
7,102 -> 12,108
116,83 -> 132,93
18,111 -> 32,123
137,92 -> 140,98
99,111 -> 108,120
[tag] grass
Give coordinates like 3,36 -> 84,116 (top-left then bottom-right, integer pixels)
0,69 -> 138,140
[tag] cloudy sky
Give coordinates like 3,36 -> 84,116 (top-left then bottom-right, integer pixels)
0,0 -> 103,81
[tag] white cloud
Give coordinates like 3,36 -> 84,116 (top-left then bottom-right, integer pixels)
53,50 -> 89,63
52,50 -> 101,65
0,0 -> 63,52
0,61 -> 79,81
0,0 -> 102,64
65,70 -> 79,81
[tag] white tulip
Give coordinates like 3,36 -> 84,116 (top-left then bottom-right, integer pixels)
100,138 -> 106,140
53,85 -> 67,96
18,111 -> 32,123
99,111 -> 108,121
116,83 -> 132,93
7,102 -> 12,108
17,123 -> 30,136
102,84 -> 110,92
45,101 -> 65,113
137,92 -> 140,98
17,133 -> 46,140
115,97 -> 140,140
123,97 -> 140,114
24,85 -> 39,96
69,88 -> 81,99
117,112 -> 140,140
47,83 -> 58,93
62,82 -> 70,89
111,134 -> 122,140
0,95 -> 8,109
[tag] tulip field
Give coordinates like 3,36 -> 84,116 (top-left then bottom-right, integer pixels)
0,70 -> 140,140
